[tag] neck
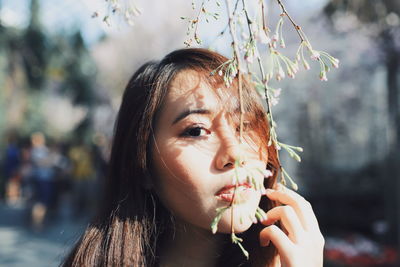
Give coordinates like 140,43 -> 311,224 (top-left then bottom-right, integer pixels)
159,219 -> 223,267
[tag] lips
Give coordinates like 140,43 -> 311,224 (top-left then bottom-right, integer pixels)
215,183 -> 253,203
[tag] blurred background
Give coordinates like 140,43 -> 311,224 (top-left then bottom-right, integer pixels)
0,0 -> 399,266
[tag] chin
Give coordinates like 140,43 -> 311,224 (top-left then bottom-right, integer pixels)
216,202 -> 260,234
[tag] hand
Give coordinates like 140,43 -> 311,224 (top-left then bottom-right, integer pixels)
259,184 -> 324,267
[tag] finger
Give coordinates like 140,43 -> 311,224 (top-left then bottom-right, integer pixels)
265,185 -> 319,231
261,206 -> 305,243
260,225 -> 295,261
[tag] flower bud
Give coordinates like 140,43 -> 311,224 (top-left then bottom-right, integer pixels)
303,60 -> 310,70
310,51 -> 320,61
258,31 -> 271,45
271,97 -> 279,106
276,67 -> 285,81
319,71 -> 328,81
279,39 -> 286,48
272,33 -> 279,42
194,34 -> 202,44
132,6 -> 142,16
292,62 -> 299,73
244,54 -> 253,64
273,88 -> 281,97
331,58 -> 340,68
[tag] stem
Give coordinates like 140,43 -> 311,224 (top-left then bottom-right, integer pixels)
209,0 -> 241,46
275,0 -> 304,43
230,189 -> 236,233
241,0 -> 283,186
226,0 -> 245,143
194,1 -> 206,40
261,1 -> 267,32
241,0 -> 272,116
241,0 -> 252,35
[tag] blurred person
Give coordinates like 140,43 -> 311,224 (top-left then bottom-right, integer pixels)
68,139 -> 96,218
30,132 -> 56,230
47,142 -> 70,216
19,141 -> 34,202
62,49 -> 324,267
92,133 -> 110,191
2,132 -> 21,205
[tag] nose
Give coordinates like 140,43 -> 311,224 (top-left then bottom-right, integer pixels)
215,128 -> 246,170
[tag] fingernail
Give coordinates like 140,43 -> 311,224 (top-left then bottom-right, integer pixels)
260,188 -> 266,195
258,210 -> 268,221
261,213 -> 268,221
263,169 -> 273,178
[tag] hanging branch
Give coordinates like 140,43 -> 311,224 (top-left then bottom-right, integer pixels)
94,0 -> 341,260
226,0 -> 245,143
276,0 -> 305,43
92,0 -> 142,27
180,0 -> 340,258
225,0 -> 249,256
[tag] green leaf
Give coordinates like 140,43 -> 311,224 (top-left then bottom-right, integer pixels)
231,233 -> 249,259
210,206 -> 230,234
281,168 -> 298,190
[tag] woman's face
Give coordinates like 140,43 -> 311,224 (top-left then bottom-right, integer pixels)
151,69 -> 267,233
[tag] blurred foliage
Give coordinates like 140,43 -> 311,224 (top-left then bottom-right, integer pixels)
22,0 -> 47,90
323,0 -> 400,246
324,0 -> 400,24
59,32 -> 97,106
0,0 -> 98,142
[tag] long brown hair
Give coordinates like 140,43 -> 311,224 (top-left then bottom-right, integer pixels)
62,48 -> 280,267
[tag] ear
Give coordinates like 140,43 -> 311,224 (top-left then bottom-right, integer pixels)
142,171 -> 154,190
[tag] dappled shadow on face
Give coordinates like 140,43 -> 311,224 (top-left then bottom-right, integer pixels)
151,69 -> 270,200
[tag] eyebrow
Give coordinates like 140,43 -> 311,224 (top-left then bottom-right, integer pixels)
172,108 -> 212,125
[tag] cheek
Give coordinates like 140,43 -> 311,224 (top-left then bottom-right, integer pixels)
151,149 -> 217,229
243,134 -> 268,162
151,140 -> 215,208
155,142 -> 211,183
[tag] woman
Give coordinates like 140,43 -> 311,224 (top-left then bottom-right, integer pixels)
62,48 -> 324,267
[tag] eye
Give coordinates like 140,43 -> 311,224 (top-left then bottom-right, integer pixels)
181,126 -> 211,138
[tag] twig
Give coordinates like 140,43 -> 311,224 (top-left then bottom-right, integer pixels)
194,1 -> 207,43
226,0 -> 245,143
275,0 -> 305,43
208,0 -> 241,47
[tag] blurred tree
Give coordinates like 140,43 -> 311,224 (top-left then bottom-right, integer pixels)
60,32 -> 96,107
58,31 -> 97,138
324,0 -> 400,245
22,0 -> 48,90
0,0 -> 98,141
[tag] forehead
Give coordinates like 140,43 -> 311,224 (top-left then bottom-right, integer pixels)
164,69 -> 237,112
